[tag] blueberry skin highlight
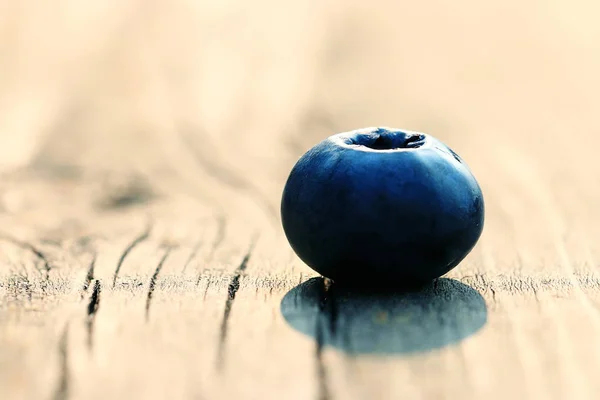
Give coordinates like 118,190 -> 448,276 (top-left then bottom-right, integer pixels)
281,127 -> 484,287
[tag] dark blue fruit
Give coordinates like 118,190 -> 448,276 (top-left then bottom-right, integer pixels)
281,127 -> 484,287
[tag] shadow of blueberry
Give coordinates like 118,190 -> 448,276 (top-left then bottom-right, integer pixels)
280,277 -> 487,355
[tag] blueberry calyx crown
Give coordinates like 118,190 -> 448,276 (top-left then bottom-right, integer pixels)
348,127 -> 426,150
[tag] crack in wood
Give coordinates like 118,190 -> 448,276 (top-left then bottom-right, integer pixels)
315,277 -> 333,400
216,238 -> 257,370
489,286 -> 497,303
86,280 -> 101,350
0,233 -> 53,280
202,278 -> 212,301
81,254 -> 96,299
145,248 -> 172,322
112,223 -> 152,288
52,325 -> 70,400
320,278 -> 338,337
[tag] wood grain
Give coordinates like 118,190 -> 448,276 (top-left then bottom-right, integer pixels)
1,1 -> 600,399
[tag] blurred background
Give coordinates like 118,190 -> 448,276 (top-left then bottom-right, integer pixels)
0,0 -> 599,227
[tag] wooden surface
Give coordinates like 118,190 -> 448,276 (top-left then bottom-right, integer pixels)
1,1 -> 600,399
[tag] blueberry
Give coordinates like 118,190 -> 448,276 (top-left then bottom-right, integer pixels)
281,127 -> 484,287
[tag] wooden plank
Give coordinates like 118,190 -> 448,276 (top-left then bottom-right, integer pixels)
2,1 -> 600,399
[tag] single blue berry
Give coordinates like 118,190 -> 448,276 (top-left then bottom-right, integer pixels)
281,127 -> 484,287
